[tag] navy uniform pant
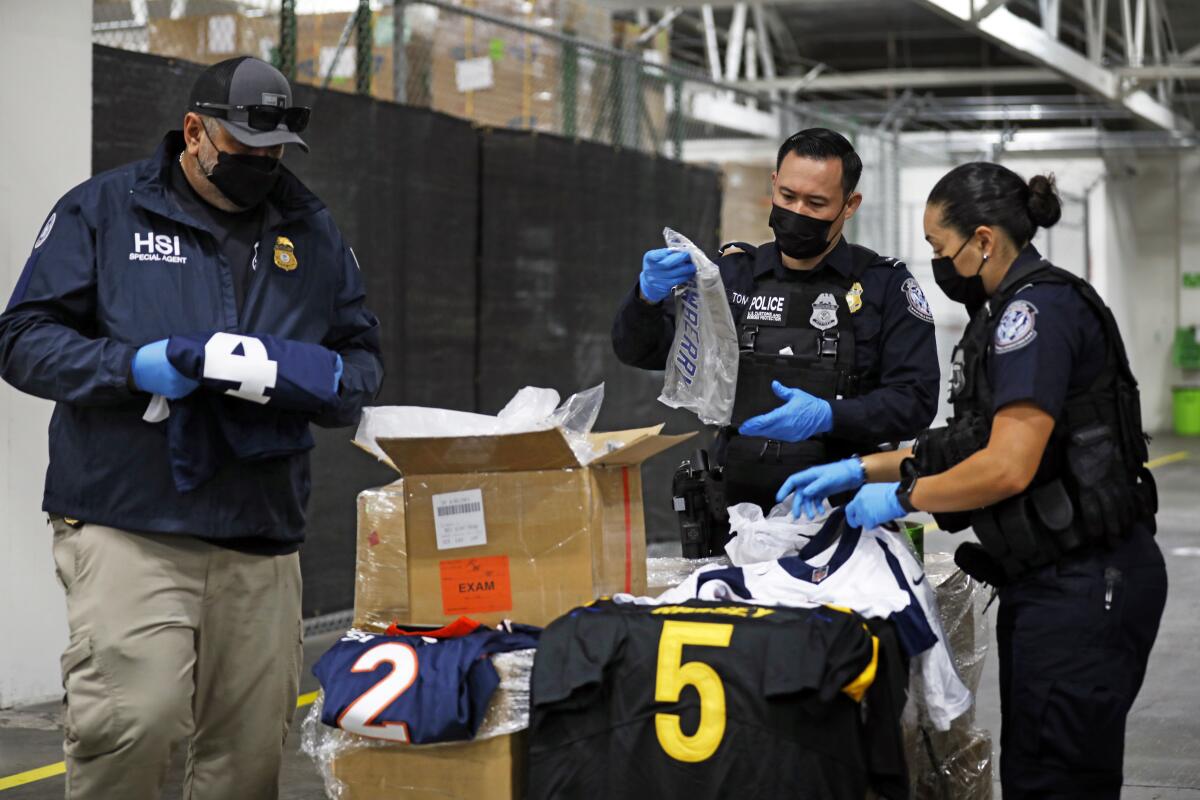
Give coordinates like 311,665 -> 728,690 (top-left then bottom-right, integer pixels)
996,525 -> 1167,798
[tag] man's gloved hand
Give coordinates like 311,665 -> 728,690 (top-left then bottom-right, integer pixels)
738,381 -> 833,442
639,248 -> 696,304
845,482 -> 905,529
776,458 -> 865,520
132,339 -> 200,399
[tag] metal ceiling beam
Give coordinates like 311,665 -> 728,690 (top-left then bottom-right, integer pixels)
904,0 -> 1192,132
740,66 -> 1058,92
1180,42 -> 1200,64
1119,65 -> 1200,81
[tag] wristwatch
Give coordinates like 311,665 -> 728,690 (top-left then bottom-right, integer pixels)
895,471 -> 919,514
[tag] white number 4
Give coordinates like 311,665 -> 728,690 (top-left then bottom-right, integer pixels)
203,332 -> 278,404
336,642 -> 419,743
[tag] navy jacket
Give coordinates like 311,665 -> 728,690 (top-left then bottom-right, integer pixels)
612,237 -> 939,444
0,132 -> 383,543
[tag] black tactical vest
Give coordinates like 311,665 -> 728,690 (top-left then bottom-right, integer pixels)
714,242 -> 884,497
913,259 -> 1156,578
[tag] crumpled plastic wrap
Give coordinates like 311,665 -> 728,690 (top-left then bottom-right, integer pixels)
354,383 -> 605,467
904,552 -> 994,800
657,227 -> 739,426
646,554 -> 729,593
724,500 -> 829,565
301,647 -> 535,800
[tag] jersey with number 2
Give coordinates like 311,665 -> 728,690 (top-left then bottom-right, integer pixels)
313,621 -> 540,744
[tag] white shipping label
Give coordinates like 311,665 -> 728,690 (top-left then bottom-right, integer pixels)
432,489 -> 487,550
455,57 -> 495,93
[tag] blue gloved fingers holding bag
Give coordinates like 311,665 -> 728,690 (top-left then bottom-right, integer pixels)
639,248 -> 697,304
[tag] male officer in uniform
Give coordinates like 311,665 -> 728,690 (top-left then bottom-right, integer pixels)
0,57 -> 382,799
612,128 -> 939,511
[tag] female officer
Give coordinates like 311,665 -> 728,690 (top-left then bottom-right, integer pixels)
775,162 -> 1168,798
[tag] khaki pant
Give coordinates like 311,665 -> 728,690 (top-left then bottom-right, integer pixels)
51,519 -> 303,800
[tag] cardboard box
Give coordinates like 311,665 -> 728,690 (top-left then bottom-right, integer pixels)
354,425 -> 693,629
331,732 -> 526,800
720,162 -> 775,246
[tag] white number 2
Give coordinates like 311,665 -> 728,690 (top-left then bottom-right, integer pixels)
336,642 -> 419,742
203,332 -> 278,404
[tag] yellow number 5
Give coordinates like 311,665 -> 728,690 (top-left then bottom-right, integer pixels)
654,620 -> 734,763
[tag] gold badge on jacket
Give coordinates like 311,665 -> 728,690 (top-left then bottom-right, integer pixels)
847,281 -> 864,313
273,236 -> 298,271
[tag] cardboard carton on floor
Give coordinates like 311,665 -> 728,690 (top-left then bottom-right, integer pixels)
354,425 -> 692,629
331,732 -> 525,800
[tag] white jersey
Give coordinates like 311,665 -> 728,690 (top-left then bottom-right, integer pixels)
647,511 -> 972,730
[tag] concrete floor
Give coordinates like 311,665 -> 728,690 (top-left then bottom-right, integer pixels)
1,437 -> 1197,799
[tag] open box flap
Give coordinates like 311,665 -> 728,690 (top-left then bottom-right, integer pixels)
375,428 -> 580,475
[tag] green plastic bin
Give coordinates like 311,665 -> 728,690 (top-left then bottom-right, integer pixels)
1174,386 -> 1200,436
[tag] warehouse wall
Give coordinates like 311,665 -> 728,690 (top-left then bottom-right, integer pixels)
89,46 -> 721,620
0,0 -> 91,707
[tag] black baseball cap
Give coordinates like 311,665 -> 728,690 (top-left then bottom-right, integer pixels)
189,56 -> 310,152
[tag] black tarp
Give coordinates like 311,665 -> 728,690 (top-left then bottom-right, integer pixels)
91,46 -> 721,616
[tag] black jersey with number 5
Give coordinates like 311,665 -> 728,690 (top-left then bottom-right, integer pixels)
527,599 -> 902,800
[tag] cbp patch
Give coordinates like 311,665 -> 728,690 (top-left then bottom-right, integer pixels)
809,293 -> 839,331
994,300 -> 1038,353
902,278 -> 933,323
33,213 -> 55,249
745,293 -> 788,326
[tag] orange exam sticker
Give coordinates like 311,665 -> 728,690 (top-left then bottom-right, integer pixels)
439,556 -> 512,616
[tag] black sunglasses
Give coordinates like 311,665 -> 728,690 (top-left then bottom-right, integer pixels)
194,101 -> 311,133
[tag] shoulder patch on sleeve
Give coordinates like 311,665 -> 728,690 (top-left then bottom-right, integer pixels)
33,212 -> 56,249
901,277 -> 934,323
994,299 -> 1038,353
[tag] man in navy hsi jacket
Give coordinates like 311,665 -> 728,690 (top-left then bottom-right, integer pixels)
0,57 -> 382,799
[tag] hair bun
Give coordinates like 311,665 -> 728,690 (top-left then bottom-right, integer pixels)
1026,174 -> 1062,229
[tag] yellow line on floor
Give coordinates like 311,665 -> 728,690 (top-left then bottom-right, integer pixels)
1146,450 -> 1190,470
0,692 -> 320,791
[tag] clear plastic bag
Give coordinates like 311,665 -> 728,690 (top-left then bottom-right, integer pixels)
724,500 -> 829,565
354,383 -> 605,468
657,228 -> 738,426
301,647 -> 535,800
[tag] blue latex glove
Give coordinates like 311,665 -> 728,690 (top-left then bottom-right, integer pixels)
131,339 -> 199,399
333,353 -> 344,394
639,248 -> 696,303
738,381 -> 833,442
776,458 -> 865,520
845,482 -> 905,529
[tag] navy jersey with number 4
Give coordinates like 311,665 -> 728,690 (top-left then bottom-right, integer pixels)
166,330 -> 341,413
313,620 -> 539,744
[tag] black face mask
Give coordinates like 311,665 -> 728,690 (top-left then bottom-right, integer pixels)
932,237 -> 989,311
198,124 -> 280,209
769,201 -> 845,260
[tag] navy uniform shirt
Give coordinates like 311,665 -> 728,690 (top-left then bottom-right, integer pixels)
986,245 -> 1106,420
612,236 -> 940,444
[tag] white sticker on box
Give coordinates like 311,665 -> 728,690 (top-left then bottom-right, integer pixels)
455,57 -> 495,93
432,489 -> 487,550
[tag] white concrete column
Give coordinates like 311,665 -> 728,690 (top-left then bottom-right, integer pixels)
0,0 -> 92,707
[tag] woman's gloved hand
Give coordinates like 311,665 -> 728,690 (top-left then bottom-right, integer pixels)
776,458 -> 866,520
845,482 -> 906,529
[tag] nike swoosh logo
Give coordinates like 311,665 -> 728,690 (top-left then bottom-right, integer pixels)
913,574 -> 926,586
